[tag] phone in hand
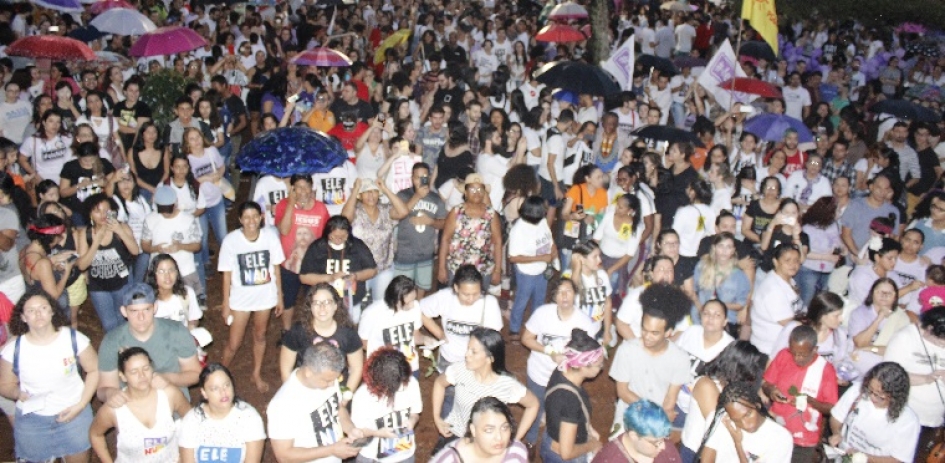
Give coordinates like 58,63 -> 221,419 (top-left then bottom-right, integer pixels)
106,211 -> 117,222
287,94 -> 299,103
419,176 -> 429,186
351,437 -> 372,448
66,254 -> 79,263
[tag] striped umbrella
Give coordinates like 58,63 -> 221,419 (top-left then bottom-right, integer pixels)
291,48 -> 353,67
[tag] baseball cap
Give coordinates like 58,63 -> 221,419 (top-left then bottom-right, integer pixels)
154,185 -> 177,207
122,282 -> 155,307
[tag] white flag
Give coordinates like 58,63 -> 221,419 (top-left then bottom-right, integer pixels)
697,39 -> 754,109
601,35 -> 634,91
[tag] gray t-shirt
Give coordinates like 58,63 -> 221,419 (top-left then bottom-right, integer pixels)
0,206 -> 22,284
609,337 -> 690,407
416,125 -> 447,169
395,188 -> 447,263
840,197 -> 900,251
98,317 -> 197,397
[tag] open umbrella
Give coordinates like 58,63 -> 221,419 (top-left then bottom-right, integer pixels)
871,99 -> 942,123
743,113 -> 814,143
660,1 -> 690,11
552,89 -> 578,105
31,0 -> 82,12
90,8 -> 157,35
89,0 -> 134,14
739,41 -> 777,62
237,127 -> 348,177
373,28 -> 411,64
637,54 -> 677,76
905,84 -> 944,104
718,77 -> 782,98
7,35 -> 96,61
673,56 -> 707,69
292,48 -> 352,67
549,2 -> 588,21
631,125 -> 704,147
94,50 -> 132,63
68,25 -> 108,43
129,26 -> 207,57
534,60 -> 621,96
535,24 -> 586,43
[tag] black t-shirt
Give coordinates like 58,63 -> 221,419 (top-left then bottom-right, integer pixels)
434,86 -> 465,118
910,147 -> 939,195
329,99 -> 375,123
299,238 -> 377,305
655,166 -> 698,229
745,200 -> 776,239
545,369 -> 590,443
441,45 -> 468,65
59,158 -> 115,210
112,100 -> 153,148
760,228 -> 810,272
281,322 -> 360,363
674,255 -> 698,286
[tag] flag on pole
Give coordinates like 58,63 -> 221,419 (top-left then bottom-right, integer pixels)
697,39 -> 753,110
741,0 -> 778,55
601,35 -> 634,91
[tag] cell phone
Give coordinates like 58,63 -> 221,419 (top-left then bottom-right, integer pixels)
739,105 -> 754,113
287,94 -> 299,103
377,113 -> 386,122
782,216 -> 796,226
419,176 -> 429,186
351,437 -> 372,448
574,204 -> 584,214
106,211 -> 117,221
66,254 -> 79,263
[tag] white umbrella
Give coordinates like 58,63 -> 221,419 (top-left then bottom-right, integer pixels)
90,8 -> 157,36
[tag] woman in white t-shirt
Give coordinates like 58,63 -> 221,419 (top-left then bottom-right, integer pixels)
473,40 -> 500,86
568,240 -> 614,346
883,307 -> 945,434
829,362 -> 921,463
508,196 -> 556,339
147,254 -> 202,329
750,244 -> 803,355
218,202 -> 286,394
0,289 -> 99,463
593,194 -> 643,299
700,381 -> 793,463
351,348 -> 423,463
183,127 -> 227,279
359,275 -> 424,373
673,179 -> 717,258
113,169 -> 153,283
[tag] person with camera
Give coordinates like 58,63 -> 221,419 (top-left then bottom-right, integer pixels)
389,162 -> 446,299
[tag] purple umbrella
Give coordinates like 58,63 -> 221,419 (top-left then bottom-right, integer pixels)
743,113 -> 815,143
291,48 -> 352,67
129,26 -> 207,57
31,0 -> 82,12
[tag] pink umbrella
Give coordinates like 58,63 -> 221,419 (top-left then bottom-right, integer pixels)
90,0 -> 134,14
129,26 -> 207,57
548,2 -> 588,21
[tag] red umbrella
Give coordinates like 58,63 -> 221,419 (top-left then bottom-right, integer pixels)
129,26 -> 207,57
291,48 -> 352,67
90,0 -> 134,15
718,77 -> 783,99
535,24 -> 586,43
6,35 -> 96,61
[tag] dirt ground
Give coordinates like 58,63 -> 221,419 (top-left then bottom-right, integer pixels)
0,179 -> 618,462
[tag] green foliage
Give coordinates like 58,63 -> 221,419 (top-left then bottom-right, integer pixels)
140,69 -> 195,127
735,0 -> 945,29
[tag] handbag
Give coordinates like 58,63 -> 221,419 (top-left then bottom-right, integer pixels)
105,116 -> 126,170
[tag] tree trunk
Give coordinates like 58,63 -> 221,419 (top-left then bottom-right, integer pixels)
588,0 -> 612,64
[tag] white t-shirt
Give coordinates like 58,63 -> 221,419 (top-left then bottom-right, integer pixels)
188,147 -> 226,207
704,417 -> 793,463
522,126 -> 542,167
853,158 -> 882,183
524,303 -> 596,386
539,128 -> 568,183
20,134 -> 75,183
358,300 -> 423,371
351,378 -> 423,463
673,203 -> 716,257
179,402 -> 267,463
508,219 -> 554,275
782,85 -> 812,121
674,23 -> 696,53
154,286 -> 202,326
168,181 -> 206,215
476,152 -> 510,211
785,171 -> 832,206
0,99 -> 33,144
674,326 -> 733,412
253,176 -> 289,228
638,28 -> 656,55
419,289 -> 503,364
750,274 -> 802,355
267,370 -> 344,463
593,206 -> 643,260
831,384 -> 921,462
883,324 -> 945,427
141,211 -> 202,276
575,269 -> 612,332
0,328 -> 90,416
312,161 -> 357,216
217,227 -> 286,311
444,363 -> 527,436
115,195 -> 152,245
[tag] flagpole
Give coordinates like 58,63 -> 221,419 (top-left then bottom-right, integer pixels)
729,16 -> 745,115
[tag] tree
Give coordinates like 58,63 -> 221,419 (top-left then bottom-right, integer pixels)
588,0 -> 612,64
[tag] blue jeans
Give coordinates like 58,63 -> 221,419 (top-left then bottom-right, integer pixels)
219,141 -> 233,182
525,376 -> 547,444
90,279 -> 132,332
671,101 -> 687,128
199,201 -> 227,276
131,253 -> 150,283
796,265 -> 831,309
540,430 -> 588,463
510,268 -> 548,334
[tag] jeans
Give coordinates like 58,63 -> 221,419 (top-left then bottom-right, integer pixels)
90,280 -> 131,331
219,141 -> 233,182
671,101 -> 687,128
510,268 -> 548,333
525,376 -> 547,444
366,267 -> 395,306
198,201 -> 227,276
131,253 -> 150,283
540,430 -> 588,463
796,265 -> 831,309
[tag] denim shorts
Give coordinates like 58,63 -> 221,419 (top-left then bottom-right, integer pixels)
15,404 -> 92,461
393,260 -> 435,290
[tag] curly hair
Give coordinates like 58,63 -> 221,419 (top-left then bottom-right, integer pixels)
639,283 -> 690,329
699,340 -> 768,385
860,362 -> 910,421
298,283 -> 354,333
146,254 -> 189,300
502,164 -> 539,199
697,381 -> 766,455
8,288 -> 68,336
362,347 -> 411,406
800,196 -> 838,229
26,213 -> 66,253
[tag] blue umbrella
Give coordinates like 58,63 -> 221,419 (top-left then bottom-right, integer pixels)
552,89 -> 578,105
743,113 -> 815,143
237,127 -> 347,177
68,26 -> 108,43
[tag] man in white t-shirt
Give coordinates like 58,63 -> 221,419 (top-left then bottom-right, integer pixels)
268,342 -> 363,463
783,72 -> 812,120
637,24 -> 656,55
141,185 -> 204,302
0,82 -> 32,144
674,18 -> 697,56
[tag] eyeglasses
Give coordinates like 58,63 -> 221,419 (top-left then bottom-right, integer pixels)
466,186 -> 484,193
312,299 -> 337,308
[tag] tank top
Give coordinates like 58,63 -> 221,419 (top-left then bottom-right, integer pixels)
115,388 -> 179,463
446,204 -> 495,275
133,149 -> 165,190
85,227 -> 132,292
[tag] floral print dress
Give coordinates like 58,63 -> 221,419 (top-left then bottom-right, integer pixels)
352,203 -> 396,271
446,204 -> 495,276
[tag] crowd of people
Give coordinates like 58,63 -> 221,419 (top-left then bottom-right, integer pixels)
0,0 -> 944,461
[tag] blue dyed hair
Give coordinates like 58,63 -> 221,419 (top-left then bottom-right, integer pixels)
624,400 -> 671,439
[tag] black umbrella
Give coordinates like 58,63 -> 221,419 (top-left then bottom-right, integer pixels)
534,60 -> 621,96
905,40 -> 941,59
872,99 -> 942,123
739,41 -> 777,62
631,125 -> 704,147
637,54 -> 677,76
68,25 -> 107,43
673,56 -> 707,69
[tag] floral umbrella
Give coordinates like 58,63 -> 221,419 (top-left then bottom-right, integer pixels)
237,127 -> 348,177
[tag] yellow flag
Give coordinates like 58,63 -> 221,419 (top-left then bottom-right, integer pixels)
741,0 -> 779,55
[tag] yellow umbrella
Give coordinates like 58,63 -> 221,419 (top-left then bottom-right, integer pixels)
374,28 -> 411,64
